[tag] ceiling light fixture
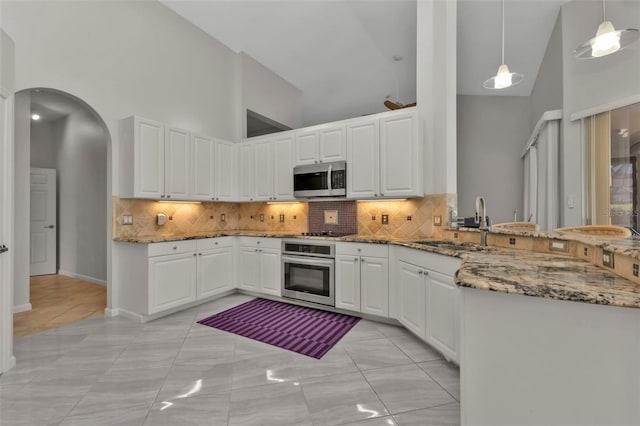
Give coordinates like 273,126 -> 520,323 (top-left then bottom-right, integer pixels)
574,0 -> 639,59
483,0 -> 523,90
31,113 -> 41,121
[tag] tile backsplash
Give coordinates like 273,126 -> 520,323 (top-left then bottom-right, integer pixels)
112,194 -> 456,240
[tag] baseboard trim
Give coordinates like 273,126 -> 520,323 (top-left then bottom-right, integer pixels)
13,303 -> 32,313
117,308 -> 145,323
104,307 -> 119,317
58,270 -> 107,286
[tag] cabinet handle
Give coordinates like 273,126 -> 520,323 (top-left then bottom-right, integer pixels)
418,270 -> 423,275
215,242 -> 218,245
374,194 -> 378,197
361,258 -> 364,263
216,197 -> 219,200
424,270 -> 429,275
198,253 -> 202,256
173,246 -> 177,250
212,197 -> 215,200
161,195 -> 165,198
354,257 -> 358,261
193,253 -> 197,256
381,193 -> 384,196
167,195 -> 171,199
357,248 -> 361,252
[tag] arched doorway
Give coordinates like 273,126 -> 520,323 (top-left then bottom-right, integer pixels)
12,88 -> 111,336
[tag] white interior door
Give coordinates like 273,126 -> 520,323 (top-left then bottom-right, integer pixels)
1,95 -> 14,374
30,168 -> 56,276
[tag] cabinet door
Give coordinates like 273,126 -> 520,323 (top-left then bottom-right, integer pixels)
335,255 -> 361,312
253,139 -> 274,201
425,269 -> 459,362
191,133 -> 215,201
273,135 -> 294,201
198,248 -> 233,299
239,247 -> 260,291
164,127 -> 191,200
237,143 -> 254,201
319,125 -> 346,163
397,260 -> 426,338
259,248 -> 281,296
148,252 -> 197,314
347,118 -> 379,198
360,256 -> 389,317
215,139 -> 236,201
134,117 -> 165,199
380,111 -> 421,197
295,130 -> 318,165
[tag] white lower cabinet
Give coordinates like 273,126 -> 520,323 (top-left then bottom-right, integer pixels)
391,246 -> 461,363
335,243 -> 389,317
237,237 -> 281,297
148,250 -> 197,314
116,237 -> 234,320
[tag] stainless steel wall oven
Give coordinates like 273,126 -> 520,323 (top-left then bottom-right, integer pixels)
282,240 -> 335,306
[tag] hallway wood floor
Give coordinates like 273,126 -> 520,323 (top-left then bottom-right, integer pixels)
13,274 -> 106,338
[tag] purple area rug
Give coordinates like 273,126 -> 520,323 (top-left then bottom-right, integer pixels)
197,298 -> 360,359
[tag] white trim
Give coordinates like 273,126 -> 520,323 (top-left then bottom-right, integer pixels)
117,307 -> 145,323
58,269 -> 107,286
13,303 -> 32,313
570,94 -> 640,121
104,307 -> 119,317
522,109 -> 562,158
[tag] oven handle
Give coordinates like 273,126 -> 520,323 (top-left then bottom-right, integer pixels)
327,163 -> 333,192
282,255 -> 335,267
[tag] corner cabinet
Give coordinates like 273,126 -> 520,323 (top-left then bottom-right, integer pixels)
347,108 -> 422,199
390,246 -> 461,363
115,237 -> 235,321
335,242 -> 389,317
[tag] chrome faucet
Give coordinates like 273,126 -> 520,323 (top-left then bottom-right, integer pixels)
475,196 -> 490,246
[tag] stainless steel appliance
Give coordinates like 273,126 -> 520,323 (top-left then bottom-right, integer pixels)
293,161 -> 346,198
282,240 -> 335,306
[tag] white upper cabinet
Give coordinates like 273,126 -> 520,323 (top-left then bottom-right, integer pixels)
237,142 -> 254,201
215,139 -> 236,201
190,133 -> 215,201
240,132 -> 295,202
294,125 -> 346,166
294,130 -> 319,166
273,133 -> 294,200
347,117 -> 380,198
253,138 -> 274,201
120,116 -> 165,199
319,124 -> 346,163
380,111 -> 422,197
164,127 -> 191,200
347,108 -> 421,199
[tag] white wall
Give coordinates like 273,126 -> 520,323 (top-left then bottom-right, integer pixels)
0,0 -> 248,312
457,95 -> 531,224
240,52 -> 303,138
56,113 -> 107,283
30,119 -> 58,169
13,91 -> 29,310
560,0 -> 640,225
530,12 -> 563,129
417,0 -> 457,195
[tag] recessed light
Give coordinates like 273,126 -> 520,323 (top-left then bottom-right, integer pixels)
31,113 -> 41,121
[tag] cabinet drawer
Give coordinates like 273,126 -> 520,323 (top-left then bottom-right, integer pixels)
237,236 -> 282,250
148,240 -> 196,257
336,242 -> 388,258
197,237 -> 233,251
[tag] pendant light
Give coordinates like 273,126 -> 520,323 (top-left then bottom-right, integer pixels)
573,0 -> 639,59
483,0 -> 523,90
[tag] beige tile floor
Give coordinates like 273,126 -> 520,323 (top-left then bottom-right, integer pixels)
13,274 -> 107,338
1,294 -> 460,425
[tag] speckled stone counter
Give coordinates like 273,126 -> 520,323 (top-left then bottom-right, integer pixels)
113,230 -> 640,309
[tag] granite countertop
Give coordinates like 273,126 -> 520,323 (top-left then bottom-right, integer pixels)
113,231 -> 640,309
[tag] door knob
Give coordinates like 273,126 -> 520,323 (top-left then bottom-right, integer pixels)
0,245 -> 8,254
44,225 -> 54,229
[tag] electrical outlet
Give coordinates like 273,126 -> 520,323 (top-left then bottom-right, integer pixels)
121,215 -> 133,225
371,215 -> 376,221
406,216 -> 412,221
381,214 -> 389,224
433,216 -> 442,226
220,213 -> 225,222
260,214 -> 265,222
602,250 -> 614,268
279,214 -> 285,222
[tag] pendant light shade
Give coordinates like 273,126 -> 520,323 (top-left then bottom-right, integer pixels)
573,0 -> 640,59
483,0 -> 523,90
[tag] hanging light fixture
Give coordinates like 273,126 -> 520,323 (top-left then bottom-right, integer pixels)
574,0 -> 639,59
483,0 -> 523,90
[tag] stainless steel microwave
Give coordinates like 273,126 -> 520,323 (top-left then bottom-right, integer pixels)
293,161 -> 346,198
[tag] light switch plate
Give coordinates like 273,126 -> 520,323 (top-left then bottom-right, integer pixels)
433,216 -> 442,226
549,239 -> 568,252
602,250 -> 614,268
324,210 -> 338,225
